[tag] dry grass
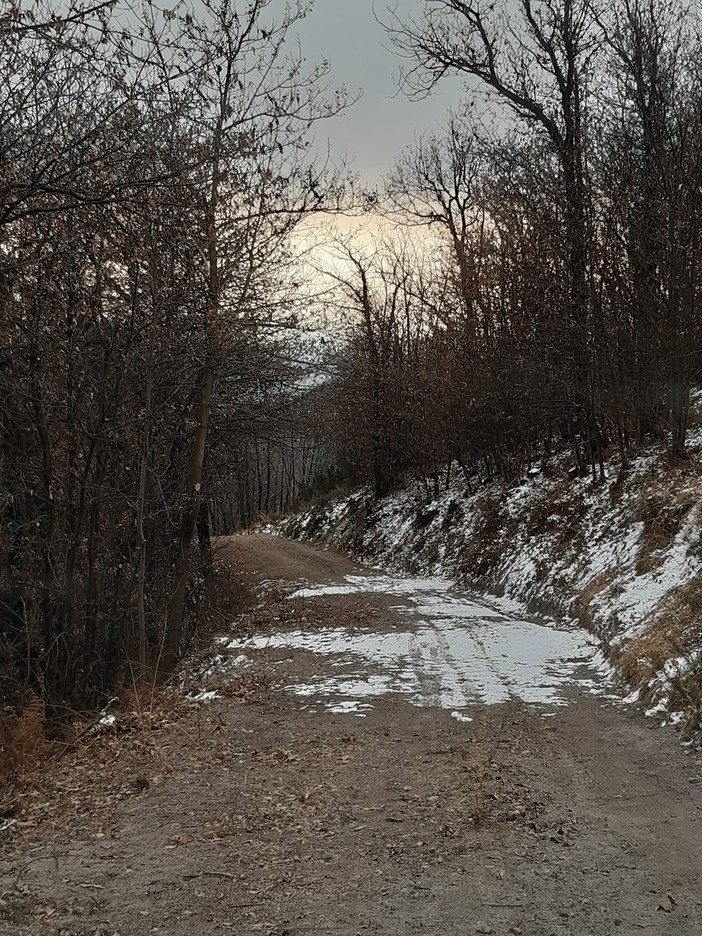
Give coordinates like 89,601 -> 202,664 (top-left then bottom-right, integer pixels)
575,570 -> 617,630
460,478 -> 589,581
0,544 -> 259,839
0,692 -> 47,833
196,548 -> 256,640
0,672 -> 270,846
615,574 -> 702,704
460,494 -> 511,579
0,692 -> 45,782
633,462 -> 698,574
524,481 -> 586,550
0,685 -> 185,836
609,459 -> 631,504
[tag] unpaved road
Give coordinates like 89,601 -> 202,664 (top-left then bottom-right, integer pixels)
1,533 -> 701,936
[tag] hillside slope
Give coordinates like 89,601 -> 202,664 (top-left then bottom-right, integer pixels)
276,417 -> 702,742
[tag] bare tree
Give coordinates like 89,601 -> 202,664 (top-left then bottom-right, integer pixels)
386,113 -> 489,321
0,0 -> 351,707
151,0 -> 349,668
386,0 -> 607,474
595,0 -> 702,454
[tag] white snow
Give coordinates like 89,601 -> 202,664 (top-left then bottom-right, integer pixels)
187,690 -> 220,703
277,439 -> 702,733
228,570 -> 614,720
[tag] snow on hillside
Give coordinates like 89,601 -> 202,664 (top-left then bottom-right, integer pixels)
274,406 -> 702,742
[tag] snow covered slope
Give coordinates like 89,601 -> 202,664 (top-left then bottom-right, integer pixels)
276,415 -> 702,741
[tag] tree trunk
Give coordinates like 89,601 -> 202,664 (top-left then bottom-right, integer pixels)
163,360 -> 215,671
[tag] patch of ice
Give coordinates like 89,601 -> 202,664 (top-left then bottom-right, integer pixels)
290,583 -> 361,598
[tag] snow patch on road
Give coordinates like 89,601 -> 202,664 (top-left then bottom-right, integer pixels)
276,427 -> 702,736
227,571 -> 615,720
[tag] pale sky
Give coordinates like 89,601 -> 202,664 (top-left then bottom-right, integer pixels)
294,0 -> 466,188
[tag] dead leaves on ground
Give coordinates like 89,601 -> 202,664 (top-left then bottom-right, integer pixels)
657,893 -> 677,913
0,663 -> 269,847
170,833 -> 194,848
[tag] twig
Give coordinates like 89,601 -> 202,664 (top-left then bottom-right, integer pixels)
217,912 -> 263,927
596,792 -> 661,803
16,854 -> 60,882
52,713 -> 108,761
183,870 -> 237,880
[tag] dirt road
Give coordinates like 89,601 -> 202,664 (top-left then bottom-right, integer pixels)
1,533 -> 701,936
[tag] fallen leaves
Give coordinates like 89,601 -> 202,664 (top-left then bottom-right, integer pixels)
172,833 -> 194,847
657,893 -> 677,913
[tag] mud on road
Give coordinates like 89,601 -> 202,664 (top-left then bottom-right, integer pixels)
1,533 -> 701,936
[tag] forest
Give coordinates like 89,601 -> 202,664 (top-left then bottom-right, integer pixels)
1,0 -> 702,718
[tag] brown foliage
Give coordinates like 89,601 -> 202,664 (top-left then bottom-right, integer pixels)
634,476 -> 698,574
461,495 -> 511,579
615,575 -> 702,707
0,692 -> 45,784
576,570 -> 618,630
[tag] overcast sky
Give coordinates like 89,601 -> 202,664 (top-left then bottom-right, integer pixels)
293,0 -> 465,188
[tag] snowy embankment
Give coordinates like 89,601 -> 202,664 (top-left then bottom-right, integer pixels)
274,409 -> 702,742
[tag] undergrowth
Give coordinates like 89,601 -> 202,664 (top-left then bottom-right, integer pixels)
616,574 -> 702,706
460,495 -> 510,578
0,692 -> 45,786
0,543 -> 257,831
